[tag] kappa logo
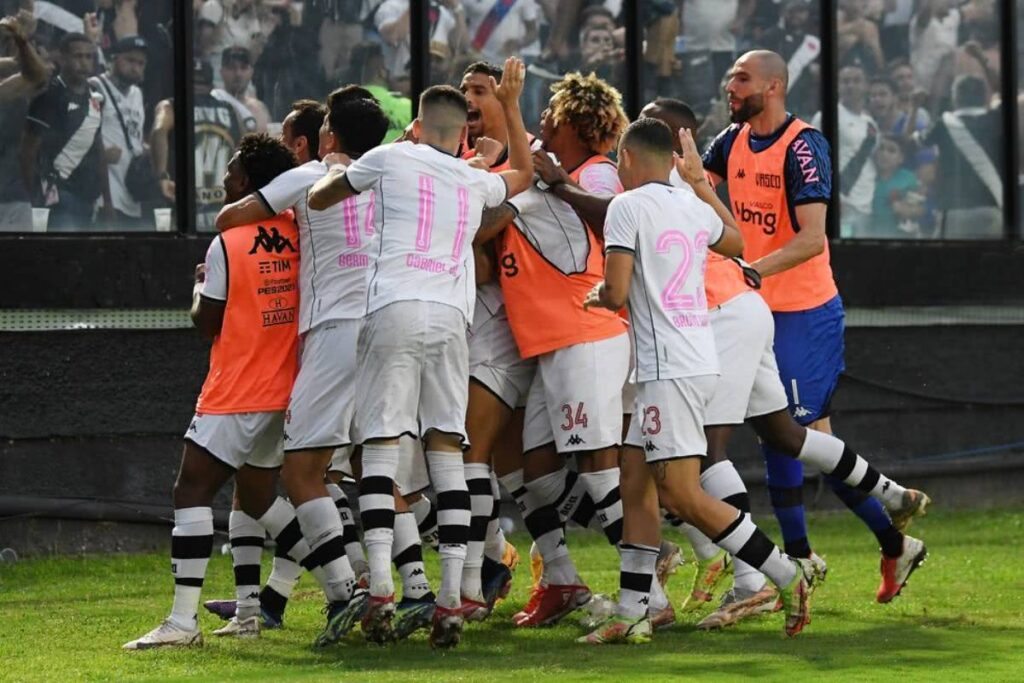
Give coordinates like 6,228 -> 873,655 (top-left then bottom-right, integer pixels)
249,226 -> 297,255
189,421 -> 198,432
639,596 -> 649,606
882,481 -> 891,493
644,441 -> 658,453
557,537 -> 567,548
566,434 -> 586,447
411,568 -> 425,577
247,591 -> 259,600
735,168 -> 746,179
283,431 -> 291,441
792,406 -> 812,419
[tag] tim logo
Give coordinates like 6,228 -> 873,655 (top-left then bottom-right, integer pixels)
259,260 -> 291,274
249,226 -> 296,254
735,168 -> 746,179
644,441 -> 658,453
566,434 -> 585,447
733,201 -> 778,235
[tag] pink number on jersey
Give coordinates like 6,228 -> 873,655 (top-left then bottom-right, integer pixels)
364,189 -> 376,237
416,175 -> 435,252
342,196 -> 360,247
656,229 -> 711,310
693,230 -> 710,309
452,186 -> 469,261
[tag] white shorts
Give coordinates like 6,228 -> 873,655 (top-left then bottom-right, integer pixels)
353,301 -> 470,445
621,332 -> 637,416
705,292 -> 790,426
284,319 -> 361,451
186,411 -> 285,470
524,332 -> 631,453
625,376 -> 717,463
328,437 -> 431,495
468,300 -> 536,409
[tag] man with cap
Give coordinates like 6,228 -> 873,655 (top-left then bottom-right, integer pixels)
215,45 -> 268,134
90,35 -> 148,229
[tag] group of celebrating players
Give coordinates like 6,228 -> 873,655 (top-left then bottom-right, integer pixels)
123,48 -> 932,652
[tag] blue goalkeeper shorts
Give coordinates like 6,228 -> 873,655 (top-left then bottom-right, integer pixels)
771,295 -> 845,426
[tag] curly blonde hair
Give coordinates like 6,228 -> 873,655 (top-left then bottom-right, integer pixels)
548,72 -> 629,155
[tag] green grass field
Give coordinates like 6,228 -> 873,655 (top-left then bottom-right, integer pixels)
2,509 -> 1023,682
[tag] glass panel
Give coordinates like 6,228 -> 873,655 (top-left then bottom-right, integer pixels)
425,0 -> 627,138
834,0 -> 1004,239
0,1 -> 174,232
191,0 -> 413,231
639,0 -> 824,150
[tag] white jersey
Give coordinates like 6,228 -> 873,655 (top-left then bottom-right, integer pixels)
345,141 -> 508,322
258,160 -> 376,332
603,181 -> 724,382
91,74 -> 145,218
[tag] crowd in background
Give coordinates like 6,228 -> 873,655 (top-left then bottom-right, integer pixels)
0,0 -> 1012,237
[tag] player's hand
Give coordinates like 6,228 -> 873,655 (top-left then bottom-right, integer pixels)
583,281 -> 604,309
398,121 -> 418,143
532,149 -> 568,186
674,128 -> 706,187
194,263 -> 206,284
473,136 -> 503,167
0,15 -> 25,41
492,56 -> 525,108
322,151 -> 351,169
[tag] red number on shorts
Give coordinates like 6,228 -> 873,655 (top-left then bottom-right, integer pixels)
641,406 -> 662,436
560,402 -> 589,431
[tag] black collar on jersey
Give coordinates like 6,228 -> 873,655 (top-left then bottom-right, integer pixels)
427,143 -> 457,158
639,179 -> 672,188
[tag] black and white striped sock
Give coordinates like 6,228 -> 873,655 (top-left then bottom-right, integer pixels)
463,462 -> 493,600
426,451 -> 471,609
360,444 -> 400,598
713,512 -> 796,589
228,510 -> 265,621
698,461 -> 766,594
798,430 -> 907,508
258,498 -> 318,612
501,469 -> 576,585
581,468 -> 623,546
617,543 -> 657,619
483,472 -> 506,562
393,511 -> 433,601
326,482 -> 367,572
169,506 -> 214,629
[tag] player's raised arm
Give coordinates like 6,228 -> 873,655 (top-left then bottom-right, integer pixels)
307,164 -> 359,210
215,193 -> 273,231
675,128 -> 743,257
493,56 -> 533,199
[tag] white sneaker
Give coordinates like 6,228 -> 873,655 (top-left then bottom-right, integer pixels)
578,593 -> 617,630
809,552 -> 828,583
212,615 -> 260,638
123,619 -> 202,650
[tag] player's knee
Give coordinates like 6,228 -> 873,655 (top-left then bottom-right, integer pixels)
754,410 -> 805,455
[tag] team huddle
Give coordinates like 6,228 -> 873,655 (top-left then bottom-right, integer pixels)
123,49 -> 931,652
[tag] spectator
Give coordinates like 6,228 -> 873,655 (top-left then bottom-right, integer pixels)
880,0 -> 914,61
22,31 -> 111,231
0,13 -> 47,230
760,0 -> 821,121
96,0 -> 139,53
375,0 -> 465,84
678,0 -> 743,115
463,0 -> 541,66
910,0 -> 960,106
922,74 -> 1002,238
837,0 -> 884,74
90,34 -> 148,228
578,24 -> 621,84
889,59 -> 931,130
867,76 -> 927,138
313,0 -> 366,84
871,133 -> 924,238
346,41 -> 411,141
216,45 -> 267,132
815,62 -> 876,237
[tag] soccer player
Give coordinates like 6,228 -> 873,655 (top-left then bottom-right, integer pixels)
476,72 -> 630,628
307,56 -> 534,648
580,117 -> 817,644
642,98 -> 930,627
212,89 -> 391,647
123,134 -> 299,650
702,50 -> 929,601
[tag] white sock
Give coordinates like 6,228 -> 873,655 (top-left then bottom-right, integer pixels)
682,523 -> 719,561
327,482 -> 367,569
426,450 -> 471,609
799,430 -> 907,509
714,513 -> 796,589
409,495 -> 439,550
360,443 -> 400,598
266,553 -> 303,600
393,512 -> 432,600
228,510 -> 264,620
483,472 -> 507,562
700,461 -> 766,593
462,462 -> 492,601
580,468 -> 623,546
294,497 -> 355,603
169,507 -> 213,630
617,543 -> 657,619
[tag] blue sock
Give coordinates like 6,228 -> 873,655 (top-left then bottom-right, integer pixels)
826,476 -> 904,557
762,445 -> 811,558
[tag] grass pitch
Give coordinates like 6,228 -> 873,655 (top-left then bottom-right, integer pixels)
2,509 -> 1023,682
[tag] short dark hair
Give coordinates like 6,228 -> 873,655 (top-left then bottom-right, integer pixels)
327,84 -> 379,108
648,98 -> 698,130
953,74 -> 988,109
581,5 -> 615,23
462,61 -> 502,81
288,99 -> 326,159
236,133 -> 297,191
59,32 -> 93,53
868,77 -> 895,92
621,117 -> 674,159
420,85 -> 467,115
328,97 -> 389,158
